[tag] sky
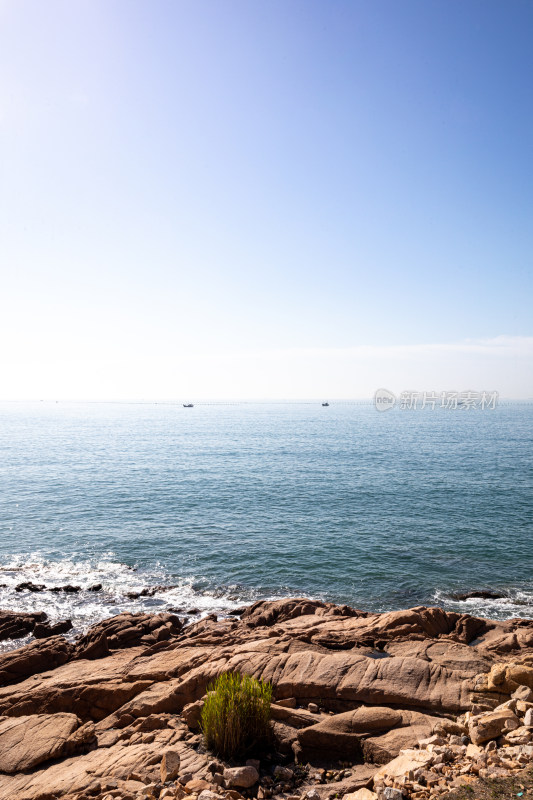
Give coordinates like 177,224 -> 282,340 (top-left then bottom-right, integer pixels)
1,0 -> 532,400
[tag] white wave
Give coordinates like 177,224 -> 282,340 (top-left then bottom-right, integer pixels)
433,588 -> 533,621
0,551 -> 283,652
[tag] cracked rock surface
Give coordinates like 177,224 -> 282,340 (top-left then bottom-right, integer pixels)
0,599 -> 533,800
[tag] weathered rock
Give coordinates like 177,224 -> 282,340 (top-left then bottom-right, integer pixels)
0,646 -> 151,720
373,749 -> 433,784
0,727 -> 209,798
380,788 -> 403,800
0,599 -> 531,800
0,610 -> 47,642
273,765 -> 294,780
34,619 -> 73,638
0,713 -> 83,772
0,635 -> 73,687
297,706 -> 439,763
160,749 -> 181,782
74,612 -> 183,656
186,778 -> 211,793
451,590 -> 506,601
182,699 -> 204,730
503,725 -> 532,744
223,766 -> 259,788
304,767 -> 378,799
469,708 -> 520,744
344,790 -> 378,800
198,792 -> 220,800
485,663 -> 533,694
15,582 -> 45,593
514,685 -> 533,702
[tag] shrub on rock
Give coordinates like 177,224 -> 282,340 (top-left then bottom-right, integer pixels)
200,671 -> 272,759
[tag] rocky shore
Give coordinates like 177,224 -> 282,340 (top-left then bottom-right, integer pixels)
1,599 -> 533,800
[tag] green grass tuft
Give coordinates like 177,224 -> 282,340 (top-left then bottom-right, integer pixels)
200,671 -> 272,759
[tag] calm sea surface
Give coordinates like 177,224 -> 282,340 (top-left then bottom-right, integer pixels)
0,401 -> 532,648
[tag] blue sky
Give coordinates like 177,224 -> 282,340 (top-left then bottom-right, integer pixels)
1,0 -> 532,399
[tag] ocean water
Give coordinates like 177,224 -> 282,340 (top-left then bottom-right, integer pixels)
0,400 -> 532,649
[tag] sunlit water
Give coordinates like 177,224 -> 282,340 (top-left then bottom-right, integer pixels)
0,401 -> 531,649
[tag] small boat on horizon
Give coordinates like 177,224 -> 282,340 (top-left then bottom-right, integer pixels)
322,402 -> 329,407
183,403 -> 194,408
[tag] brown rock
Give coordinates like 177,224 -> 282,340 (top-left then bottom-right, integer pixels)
0,610 -> 48,642
74,612 -> 183,658
182,699 -> 204,730
0,635 -> 73,687
0,598 -> 532,800
186,778 -> 212,793
223,766 -> 259,788
297,706 -> 439,763
468,708 -> 520,744
160,749 -> 181,781
0,713 -> 82,772
373,749 -> 433,784
34,619 -> 73,639
344,791 -> 378,800
513,684 -> 533,702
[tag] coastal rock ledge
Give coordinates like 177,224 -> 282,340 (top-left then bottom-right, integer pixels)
1,599 -> 533,800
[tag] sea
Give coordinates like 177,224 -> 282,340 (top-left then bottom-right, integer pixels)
0,400 -> 532,651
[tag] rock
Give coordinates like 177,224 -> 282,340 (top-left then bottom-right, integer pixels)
450,590 -> 505,601
524,708 -> 533,726
298,706 -> 438,764
344,791 -> 378,800
186,779 -> 212,793
34,619 -> 73,638
308,703 -> 319,713
270,703 -> 321,728
373,749 -> 433,784
512,684 -> 533,702
224,766 -> 259,788
503,725 -> 532,744
485,663 -> 533,694
198,792 -> 220,800
362,717 -> 436,766
468,708 -> 520,744
160,750 -> 181,782
0,713 -> 82,772
418,734 -> 445,748
182,699 -> 204,730
15,581 -> 45,592
493,698 -> 517,712
0,610 -> 47,641
381,789 -> 404,800
271,720 -> 299,755
0,635 -> 73,686
0,598 -> 532,799
75,612 -> 183,656
273,765 -> 294,780
276,697 -> 297,708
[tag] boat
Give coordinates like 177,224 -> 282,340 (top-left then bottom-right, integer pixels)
183,403 -> 194,408
322,402 -> 329,407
